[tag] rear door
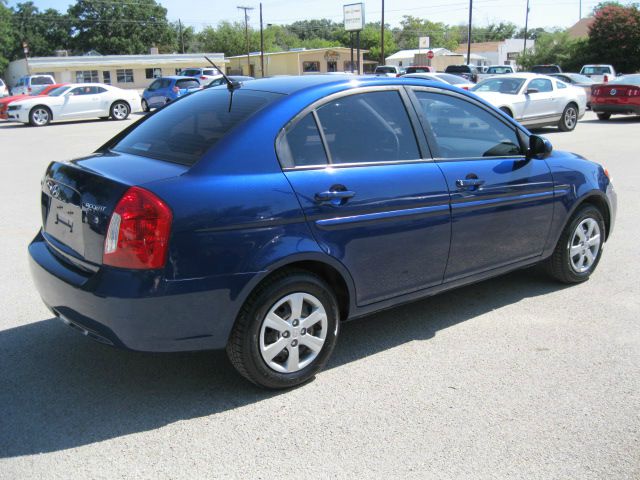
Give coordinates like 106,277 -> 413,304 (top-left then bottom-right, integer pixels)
280,87 -> 451,305
408,88 -> 554,281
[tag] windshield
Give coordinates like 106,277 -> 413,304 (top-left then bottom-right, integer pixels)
113,88 -> 282,166
435,73 -> 469,85
47,86 -> 71,96
568,74 -> 595,84
471,78 -> 525,94
581,66 -> 611,75
487,66 -> 512,74
610,74 -> 640,86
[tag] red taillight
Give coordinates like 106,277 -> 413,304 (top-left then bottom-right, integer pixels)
103,187 -> 172,269
592,87 -> 600,96
628,88 -> 640,96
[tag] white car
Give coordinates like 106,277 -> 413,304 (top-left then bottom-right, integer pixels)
180,67 -> 222,84
404,72 -> 475,90
580,64 -> 616,83
6,83 -> 141,127
471,73 -> 587,131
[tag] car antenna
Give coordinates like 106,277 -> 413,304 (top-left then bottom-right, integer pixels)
205,56 -> 240,92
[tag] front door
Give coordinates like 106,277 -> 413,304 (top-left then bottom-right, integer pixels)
409,88 -> 555,282
521,77 -> 556,122
60,86 -> 99,118
279,89 -> 451,305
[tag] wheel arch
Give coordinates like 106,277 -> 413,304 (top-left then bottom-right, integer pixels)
30,104 -> 53,120
110,99 -> 131,111
561,191 -> 612,242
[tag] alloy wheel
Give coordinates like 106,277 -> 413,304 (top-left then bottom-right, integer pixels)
32,108 -> 49,126
568,218 -> 601,273
259,292 -> 328,374
112,103 -> 129,119
564,107 -> 578,129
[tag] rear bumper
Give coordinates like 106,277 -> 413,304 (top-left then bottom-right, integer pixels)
28,231 -> 254,352
592,103 -> 640,115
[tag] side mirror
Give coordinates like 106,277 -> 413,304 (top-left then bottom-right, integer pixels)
525,88 -> 539,95
529,134 -> 553,159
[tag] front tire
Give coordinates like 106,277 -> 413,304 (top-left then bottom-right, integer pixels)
544,205 -> 605,283
558,103 -> 578,131
227,270 -> 340,389
110,101 -> 130,121
141,99 -> 150,112
29,106 -> 51,127
597,113 -> 611,121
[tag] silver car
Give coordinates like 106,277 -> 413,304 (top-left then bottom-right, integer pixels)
12,75 -> 55,96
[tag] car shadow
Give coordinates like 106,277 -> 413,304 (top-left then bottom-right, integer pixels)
579,116 -> 640,124
0,117 -> 141,130
0,268 -> 567,458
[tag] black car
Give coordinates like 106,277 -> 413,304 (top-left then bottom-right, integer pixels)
531,65 -> 563,74
444,65 -> 479,83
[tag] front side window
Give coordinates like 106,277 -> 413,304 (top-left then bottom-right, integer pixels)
315,91 -> 420,164
414,91 -> 522,159
113,89 -> 282,165
527,78 -> 553,92
116,69 -> 134,83
472,78 -> 525,95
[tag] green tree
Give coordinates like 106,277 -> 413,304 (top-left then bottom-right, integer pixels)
394,16 -> 459,51
587,3 -> 640,73
10,2 -> 72,58
516,30 -> 587,71
68,0 -> 174,54
0,0 -> 13,73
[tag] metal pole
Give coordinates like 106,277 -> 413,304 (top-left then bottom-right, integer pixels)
237,6 -> 254,75
380,0 -> 385,67
579,0 -> 582,19
22,42 -> 31,75
350,32 -> 354,73
466,0 -> 473,65
356,30 -> 361,74
178,19 -> 185,53
260,3 -> 265,77
523,0 -> 530,56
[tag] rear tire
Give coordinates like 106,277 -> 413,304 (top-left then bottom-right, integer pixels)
28,106 -> 51,127
110,101 -> 130,121
227,269 -> 339,389
597,113 -> 611,121
558,103 -> 578,131
141,99 -> 150,112
544,205 -> 605,283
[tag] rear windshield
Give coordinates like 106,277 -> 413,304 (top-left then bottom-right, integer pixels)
487,66 -> 512,74
531,66 -> 560,74
176,79 -> 200,89
581,66 -> 611,75
610,74 -> 640,86
32,76 -> 54,85
445,66 -> 470,73
568,74 -> 594,84
375,66 -> 396,73
406,67 -> 431,73
113,88 -> 282,166
181,69 -> 201,77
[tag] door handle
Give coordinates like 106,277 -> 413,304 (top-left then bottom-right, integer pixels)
456,178 -> 485,189
314,189 -> 355,205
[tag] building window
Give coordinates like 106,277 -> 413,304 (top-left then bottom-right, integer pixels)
75,70 -> 99,83
327,61 -> 337,72
103,71 -> 111,84
343,60 -> 355,72
116,69 -> 134,83
302,61 -> 320,73
145,68 -> 162,79
175,68 -> 182,75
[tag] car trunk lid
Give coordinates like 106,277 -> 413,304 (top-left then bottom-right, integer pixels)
41,152 -> 187,268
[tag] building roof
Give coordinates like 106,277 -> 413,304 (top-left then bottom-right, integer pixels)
567,17 -> 595,38
385,48 -> 452,61
15,53 -> 227,69
455,42 -> 503,54
228,47 -> 368,59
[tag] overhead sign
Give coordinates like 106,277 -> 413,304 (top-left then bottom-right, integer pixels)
343,3 -> 364,31
419,37 -> 430,49
427,50 -> 435,59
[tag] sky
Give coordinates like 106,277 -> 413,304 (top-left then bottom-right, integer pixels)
15,0 -> 628,31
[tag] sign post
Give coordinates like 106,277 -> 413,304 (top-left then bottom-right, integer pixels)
22,41 -> 31,75
343,3 -> 364,74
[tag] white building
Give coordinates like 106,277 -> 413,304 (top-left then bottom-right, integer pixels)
455,39 -> 535,68
5,52 -> 228,90
385,48 -> 488,70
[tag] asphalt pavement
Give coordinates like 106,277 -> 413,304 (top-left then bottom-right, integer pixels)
0,112 -> 638,479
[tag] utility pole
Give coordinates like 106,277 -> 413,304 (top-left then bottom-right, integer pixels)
260,3 -> 265,77
380,0 -> 385,66
579,0 -> 582,19
237,6 -> 254,75
523,0 -> 530,58
466,0 -> 473,65
22,41 -> 31,75
178,19 -> 185,54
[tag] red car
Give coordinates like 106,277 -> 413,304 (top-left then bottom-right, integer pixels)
591,74 -> 640,120
0,83 -> 67,119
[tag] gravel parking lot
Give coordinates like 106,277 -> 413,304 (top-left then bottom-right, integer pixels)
0,112 -> 638,479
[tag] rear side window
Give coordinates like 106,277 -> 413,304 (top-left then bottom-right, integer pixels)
114,89 -> 282,165
414,91 -> 522,159
557,81 -> 567,89
315,91 -> 420,164
280,114 -> 328,167
176,79 -> 200,89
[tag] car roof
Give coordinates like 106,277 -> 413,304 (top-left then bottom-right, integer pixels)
484,72 -> 556,80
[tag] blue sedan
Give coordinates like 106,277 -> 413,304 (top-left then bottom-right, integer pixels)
29,75 -> 616,389
140,75 -> 201,111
